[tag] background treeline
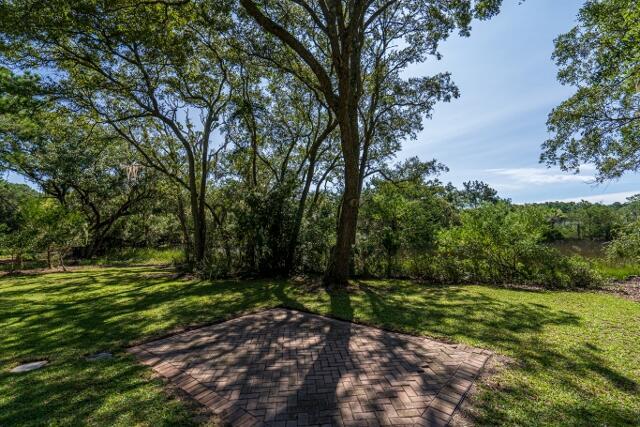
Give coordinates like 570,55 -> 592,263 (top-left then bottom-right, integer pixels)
2,170 -> 639,287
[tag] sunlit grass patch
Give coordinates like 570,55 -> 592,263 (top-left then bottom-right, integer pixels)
81,247 -> 185,266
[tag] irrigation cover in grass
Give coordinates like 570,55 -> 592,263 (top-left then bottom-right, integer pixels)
10,360 -> 48,373
85,351 -> 113,361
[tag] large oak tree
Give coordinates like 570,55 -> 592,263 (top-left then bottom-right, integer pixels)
0,67 -> 155,257
239,0 -> 502,286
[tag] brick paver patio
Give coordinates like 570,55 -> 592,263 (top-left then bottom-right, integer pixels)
128,309 -> 491,426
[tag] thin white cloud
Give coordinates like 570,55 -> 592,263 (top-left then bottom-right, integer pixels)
492,183 -> 524,191
486,168 -> 595,185
417,85 -> 569,148
576,163 -> 597,172
547,191 -> 639,204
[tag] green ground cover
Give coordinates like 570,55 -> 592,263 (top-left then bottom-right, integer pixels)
79,247 -> 184,266
0,247 -> 183,272
550,239 -> 640,280
0,267 -> 638,426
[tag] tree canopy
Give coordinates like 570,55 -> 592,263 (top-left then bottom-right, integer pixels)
238,0 -> 502,285
542,0 -> 640,180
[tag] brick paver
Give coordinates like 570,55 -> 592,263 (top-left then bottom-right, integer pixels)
128,309 -> 491,426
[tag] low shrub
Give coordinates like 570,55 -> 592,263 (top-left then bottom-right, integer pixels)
605,219 -> 640,263
410,202 -> 603,288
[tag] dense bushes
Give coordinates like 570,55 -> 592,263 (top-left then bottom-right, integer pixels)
359,198 -> 603,288
606,219 -> 640,263
421,203 -> 603,288
0,175 -> 623,288
352,181 -> 609,288
356,180 -> 455,278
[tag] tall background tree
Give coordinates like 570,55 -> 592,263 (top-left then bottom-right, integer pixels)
0,67 -> 156,257
458,180 -> 500,208
223,69 -> 339,275
0,0 -> 235,266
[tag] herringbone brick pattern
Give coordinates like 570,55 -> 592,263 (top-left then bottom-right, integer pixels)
129,309 -> 491,426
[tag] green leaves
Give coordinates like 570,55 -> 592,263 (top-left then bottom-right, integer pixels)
434,202 -> 603,287
606,218 -> 640,262
0,68 -> 42,115
542,0 -> 640,181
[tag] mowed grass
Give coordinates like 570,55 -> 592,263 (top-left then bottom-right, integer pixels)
81,247 -> 184,266
0,247 -> 184,272
0,267 -> 639,426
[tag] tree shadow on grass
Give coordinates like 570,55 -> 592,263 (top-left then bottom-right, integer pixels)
0,268 -> 285,363
350,281 -> 639,425
357,281 -> 580,351
0,268 -> 291,425
0,358 -> 196,427
1,270 -> 638,426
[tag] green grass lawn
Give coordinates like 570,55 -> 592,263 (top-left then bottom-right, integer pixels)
1,247 -> 184,272
1,267 -> 639,426
79,247 -> 184,266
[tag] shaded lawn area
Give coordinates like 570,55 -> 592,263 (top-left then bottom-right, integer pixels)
0,267 -> 638,426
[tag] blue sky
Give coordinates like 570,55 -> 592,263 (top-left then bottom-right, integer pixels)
401,0 -> 640,204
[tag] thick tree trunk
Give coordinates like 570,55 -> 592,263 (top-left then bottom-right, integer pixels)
47,247 -> 52,269
323,168 -> 359,287
85,229 -> 107,259
284,156 -> 316,275
192,204 -> 206,265
319,186 -> 362,289
85,218 -> 118,259
188,182 -> 207,265
176,192 -> 192,265
184,146 -> 207,266
196,137 -> 210,266
323,108 -> 360,288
